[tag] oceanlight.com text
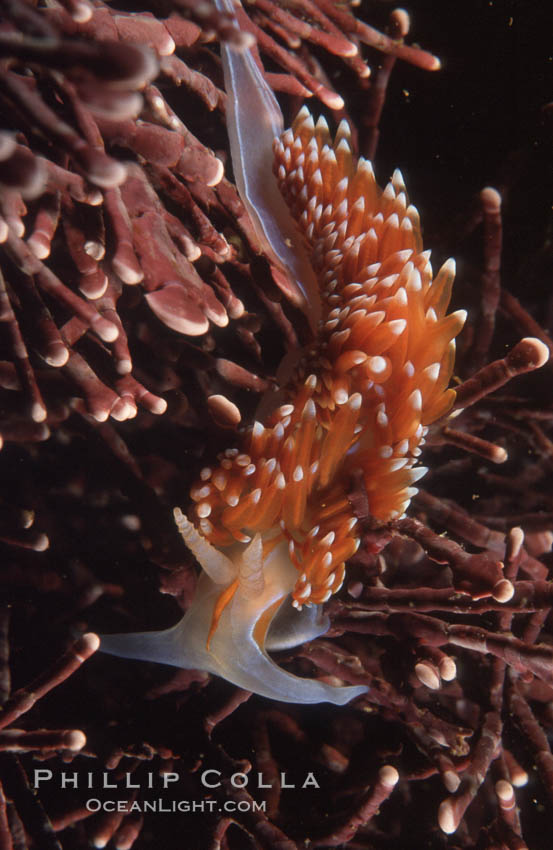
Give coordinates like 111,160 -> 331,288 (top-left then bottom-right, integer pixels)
85,798 -> 267,814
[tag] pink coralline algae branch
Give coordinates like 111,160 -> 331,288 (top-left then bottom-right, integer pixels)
0,1 -> 552,850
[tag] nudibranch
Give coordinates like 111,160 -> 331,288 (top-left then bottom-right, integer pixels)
101,107 -> 465,703
101,15 -> 465,705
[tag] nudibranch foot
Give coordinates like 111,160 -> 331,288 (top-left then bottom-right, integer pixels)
100,524 -> 367,705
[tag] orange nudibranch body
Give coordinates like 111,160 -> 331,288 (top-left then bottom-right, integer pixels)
101,107 -> 466,705
190,107 -> 465,611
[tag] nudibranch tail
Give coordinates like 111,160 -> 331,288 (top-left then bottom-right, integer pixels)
214,0 -> 320,324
